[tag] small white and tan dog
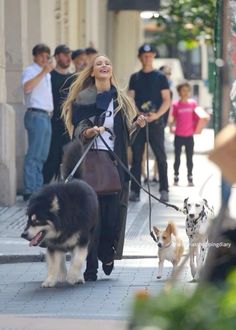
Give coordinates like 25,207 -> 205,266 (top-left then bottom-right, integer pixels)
153,222 -> 184,279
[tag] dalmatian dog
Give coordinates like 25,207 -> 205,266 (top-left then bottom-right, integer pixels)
184,196 -> 213,280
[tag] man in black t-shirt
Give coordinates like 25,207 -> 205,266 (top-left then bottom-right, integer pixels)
128,44 -> 171,202
43,44 -> 74,183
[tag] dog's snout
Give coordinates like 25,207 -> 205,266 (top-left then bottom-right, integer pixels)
189,213 -> 195,218
158,242 -> 162,248
21,231 -> 27,239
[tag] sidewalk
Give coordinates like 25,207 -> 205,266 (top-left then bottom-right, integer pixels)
0,129 -> 223,262
0,129 -> 235,329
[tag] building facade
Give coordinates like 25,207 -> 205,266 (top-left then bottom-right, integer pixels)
0,0 -> 144,205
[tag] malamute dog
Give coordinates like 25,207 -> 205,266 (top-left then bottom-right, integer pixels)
21,140 -> 98,288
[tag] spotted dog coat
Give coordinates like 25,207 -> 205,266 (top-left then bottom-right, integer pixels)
184,196 -> 213,280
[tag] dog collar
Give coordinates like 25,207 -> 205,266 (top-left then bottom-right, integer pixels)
159,241 -> 172,249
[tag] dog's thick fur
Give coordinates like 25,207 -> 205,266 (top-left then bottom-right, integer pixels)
153,222 -> 184,279
21,140 -> 98,288
184,196 -> 212,280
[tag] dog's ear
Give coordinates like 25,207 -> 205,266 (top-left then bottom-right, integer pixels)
166,223 -> 172,235
183,198 -> 188,212
203,198 -> 209,208
153,226 -> 160,236
166,222 -> 176,236
203,198 -> 214,213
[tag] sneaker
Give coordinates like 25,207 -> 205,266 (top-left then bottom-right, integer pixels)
102,261 -> 114,276
174,175 -> 179,186
129,191 -> 140,202
188,176 -> 194,186
84,274 -> 97,282
23,193 -> 32,202
160,190 -> 169,202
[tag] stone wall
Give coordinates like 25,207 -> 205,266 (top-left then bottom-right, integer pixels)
0,0 -> 143,205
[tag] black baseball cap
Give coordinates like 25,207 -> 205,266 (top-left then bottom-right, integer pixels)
71,49 -> 86,60
54,44 -> 71,56
85,47 -> 98,55
138,43 -> 156,56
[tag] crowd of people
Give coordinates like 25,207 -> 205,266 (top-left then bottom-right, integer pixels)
21,42 -> 201,280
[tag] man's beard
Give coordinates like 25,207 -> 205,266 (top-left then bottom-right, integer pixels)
58,61 -> 70,69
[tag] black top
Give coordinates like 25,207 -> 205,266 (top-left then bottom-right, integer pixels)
129,69 -> 169,113
51,70 -> 74,120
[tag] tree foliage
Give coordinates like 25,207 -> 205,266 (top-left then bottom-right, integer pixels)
155,0 -> 216,45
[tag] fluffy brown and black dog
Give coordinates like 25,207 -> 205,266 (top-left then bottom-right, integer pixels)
21,140 -> 98,288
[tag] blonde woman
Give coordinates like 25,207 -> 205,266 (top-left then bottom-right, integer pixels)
62,54 -> 145,281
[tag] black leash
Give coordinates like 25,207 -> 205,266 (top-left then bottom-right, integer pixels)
144,123 -> 155,241
97,129 -> 185,243
64,126 -> 185,243
98,132 -> 184,213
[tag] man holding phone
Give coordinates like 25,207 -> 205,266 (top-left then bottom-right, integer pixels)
21,43 -> 54,201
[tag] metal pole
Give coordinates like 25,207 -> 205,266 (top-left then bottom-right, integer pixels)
220,0 -> 231,129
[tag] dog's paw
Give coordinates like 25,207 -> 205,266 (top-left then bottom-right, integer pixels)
58,271 -> 67,283
190,267 -> 196,278
193,273 -> 200,281
41,279 -> 57,288
67,272 -> 85,285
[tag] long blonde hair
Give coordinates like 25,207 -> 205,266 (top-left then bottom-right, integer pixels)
62,54 -> 137,137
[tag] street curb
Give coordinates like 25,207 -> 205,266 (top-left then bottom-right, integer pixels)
0,253 -> 191,264
0,254 -> 159,264
0,254 -> 45,264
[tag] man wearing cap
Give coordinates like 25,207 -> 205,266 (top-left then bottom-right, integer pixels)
85,47 -> 98,65
43,44 -> 74,183
21,43 -> 54,201
128,43 -> 171,202
71,48 -> 87,73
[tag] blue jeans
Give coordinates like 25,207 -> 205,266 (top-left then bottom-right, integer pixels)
24,110 -> 52,194
221,177 -> 231,206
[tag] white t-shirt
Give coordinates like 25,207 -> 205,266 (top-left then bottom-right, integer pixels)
21,62 -> 53,112
95,100 -> 115,151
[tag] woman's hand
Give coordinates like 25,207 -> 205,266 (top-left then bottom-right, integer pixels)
83,126 -> 105,138
135,115 -> 146,128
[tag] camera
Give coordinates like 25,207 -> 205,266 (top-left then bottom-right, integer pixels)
140,101 -> 156,114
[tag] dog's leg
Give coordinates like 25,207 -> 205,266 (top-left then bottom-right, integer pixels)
194,243 -> 202,280
58,253 -> 67,283
67,245 -> 88,285
171,261 -> 178,277
157,258 -> 164,279
189,243 -> 197,278
195,240 -> 207,280
42,249 -> 64,288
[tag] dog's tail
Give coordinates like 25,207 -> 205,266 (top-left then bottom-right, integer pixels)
62,139 -> 84,180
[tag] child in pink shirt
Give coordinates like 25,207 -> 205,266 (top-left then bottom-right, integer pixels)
169,81 -> 199,186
